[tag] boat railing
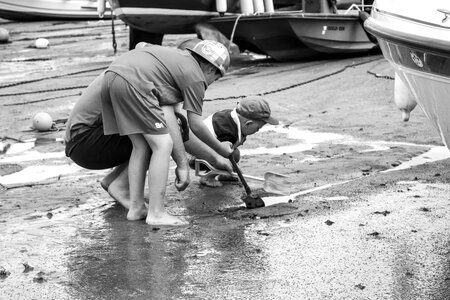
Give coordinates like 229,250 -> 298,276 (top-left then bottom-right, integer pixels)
344,1 -> 372,14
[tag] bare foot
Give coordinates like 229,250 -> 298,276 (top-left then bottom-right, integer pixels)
200,176 -> 223,187
107,181 -> 130,209
127,205 -> 147,221
101,164 -> 128,191
146,212 -> 188,226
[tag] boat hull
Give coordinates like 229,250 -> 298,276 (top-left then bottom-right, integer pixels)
364,0 -> 450,148
108,0 -> 237,34
208,12 -> 378,61
0,0 -> 111,21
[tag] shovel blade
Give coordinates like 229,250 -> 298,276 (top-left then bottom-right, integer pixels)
242,194 -> 265,208
263,172 -> 292,195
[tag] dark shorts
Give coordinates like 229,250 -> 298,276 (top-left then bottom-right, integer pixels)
65,125 -> 132,170
65,113 -> 189,170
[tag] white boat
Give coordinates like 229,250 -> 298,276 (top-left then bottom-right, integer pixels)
0,0 -> 111,21
364,0 -> 450,148
209,0 -> 377,61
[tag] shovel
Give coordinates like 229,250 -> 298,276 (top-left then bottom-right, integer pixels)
228,154 -> 266,209
194,159 -> 292,196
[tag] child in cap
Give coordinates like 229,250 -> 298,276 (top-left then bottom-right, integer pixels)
196,96 -> 279,187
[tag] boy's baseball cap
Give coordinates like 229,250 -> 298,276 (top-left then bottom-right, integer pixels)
236,96 -> 279,125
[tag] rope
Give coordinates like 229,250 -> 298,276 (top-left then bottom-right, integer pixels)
366,70 -> 394,80
111,9 -> 117,54
0,85 -> 87,97
204,57 -> 384,101
0,66 -> 106,89
228,14 -> 243,52
3,92 -> 82,106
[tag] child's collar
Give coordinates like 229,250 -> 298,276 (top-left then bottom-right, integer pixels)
230,108 -> 243,144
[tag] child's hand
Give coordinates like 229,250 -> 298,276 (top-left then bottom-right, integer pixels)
218,141 -> 233,157
175,167 -> 190,191
212,156 -> 233,174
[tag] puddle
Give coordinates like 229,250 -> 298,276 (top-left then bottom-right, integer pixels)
0,164 -> 83,186
262,180 -> 352,206
324,196 -> 349,201
1,125 -> 449,191
1,140 -> 35,155
241,125 -> 432,156
261,146 -> 450,207
383,146 -> 450,173
242,126 -> 345,156
0,137 -> 64,157
0,137 -> 79,186
0,196 -> 114,297
0,150 -> 66,163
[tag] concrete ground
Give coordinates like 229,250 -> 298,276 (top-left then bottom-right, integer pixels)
0,18 -> 449,299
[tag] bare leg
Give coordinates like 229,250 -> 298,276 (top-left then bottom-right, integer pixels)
103,163 -> 151,209
127,134 -> 150,221
100,163 -> 127,191
144,133 -> 188,226
106,164 -> 131,209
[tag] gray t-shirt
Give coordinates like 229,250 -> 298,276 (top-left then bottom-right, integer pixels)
65,45 -> 207,142
64,72 -> 104,142
107,45 -> 207,115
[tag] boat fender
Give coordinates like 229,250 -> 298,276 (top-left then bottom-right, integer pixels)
97,0 -> 106,18
394,73 -> 417,122
0,28 -> 9,44
35,38 -> 49,49
240,0 -> 254,14
216,0 -> 227,16
264,0 -> 274,13
253,0 -> 265,13
32,112 -> 55,131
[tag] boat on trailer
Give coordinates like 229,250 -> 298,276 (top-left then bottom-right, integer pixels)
364,0 -> 450,149
0,0 -> 112,21
107,0 -> 241,48
105,0 -> 298,49
208,0 -> 378,61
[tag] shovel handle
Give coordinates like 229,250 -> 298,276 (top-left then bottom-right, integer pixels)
229,154 -> 253,196
195,159 -> 230,177
195,159 -> 265,182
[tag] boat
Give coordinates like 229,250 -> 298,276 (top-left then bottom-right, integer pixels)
364,0 -> 450,149
106,0 -> 298,49
0,0 -> 112,21
207,0 -> 378,61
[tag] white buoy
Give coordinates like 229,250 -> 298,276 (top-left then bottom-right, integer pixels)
264,0 -> 274,12
216,0 -> 227,15
32,112 -> 55,131
240,0 -> 254,14
97,0 -> 106,18
394,73 -> 417,122
35,38 -> 49,49
253,0 -> 265,13
0,27 -> 10,44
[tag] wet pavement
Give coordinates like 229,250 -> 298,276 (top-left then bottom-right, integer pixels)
1,17 -> 450,299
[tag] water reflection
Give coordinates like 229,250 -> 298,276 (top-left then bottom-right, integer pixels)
65,205 -> 189,299
1,182 -> 449,298
62,190 -> 268,299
